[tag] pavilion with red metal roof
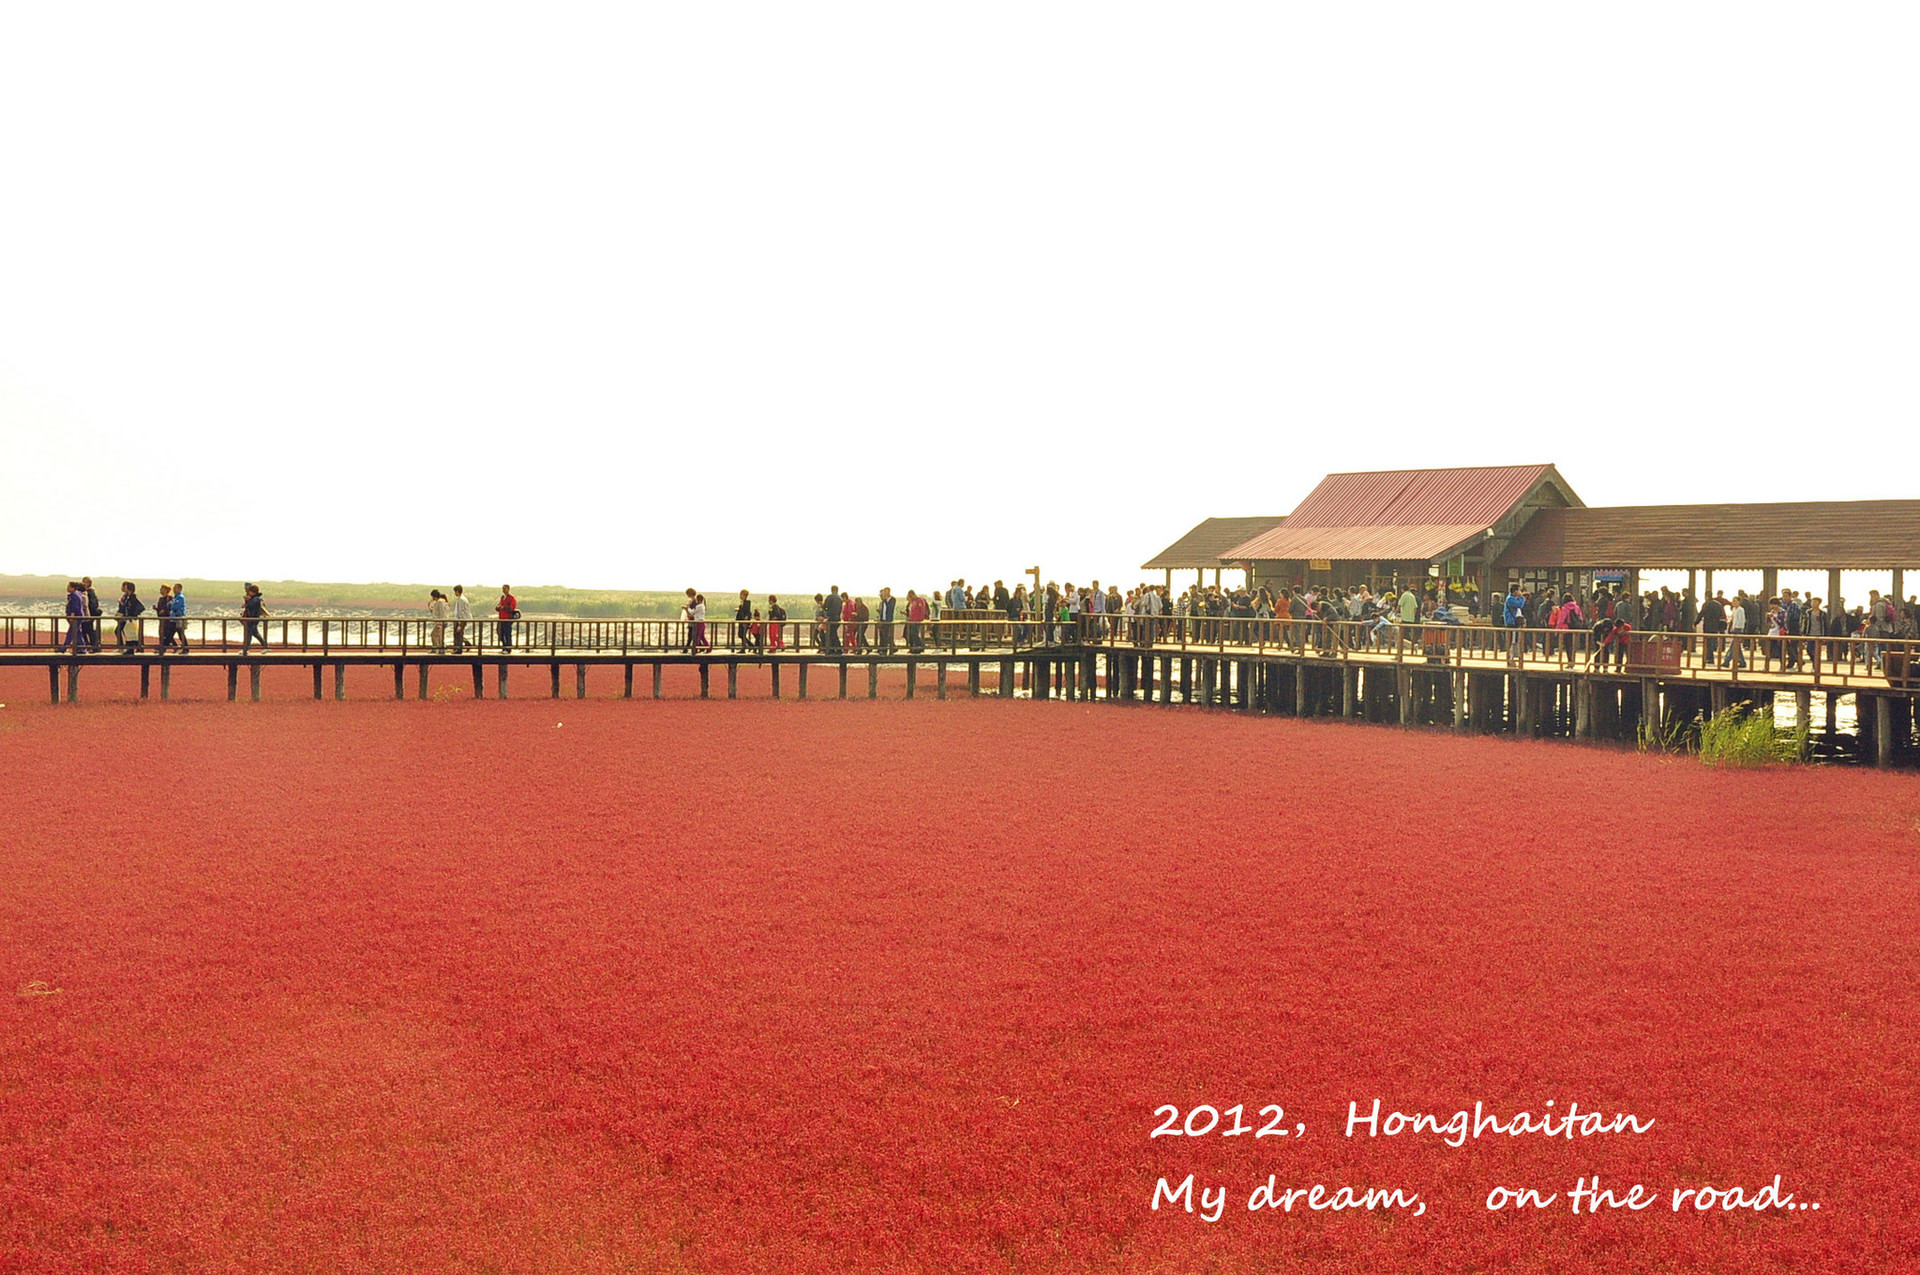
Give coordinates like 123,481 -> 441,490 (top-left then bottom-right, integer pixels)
1217,464 -> 1583,594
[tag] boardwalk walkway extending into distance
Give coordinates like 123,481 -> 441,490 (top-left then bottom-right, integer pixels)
5,614 -> 1916,766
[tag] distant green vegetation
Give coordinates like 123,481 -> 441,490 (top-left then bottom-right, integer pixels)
0,574 -> 807,618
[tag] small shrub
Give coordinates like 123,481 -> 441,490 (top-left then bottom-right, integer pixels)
1697,703 -> 1805,767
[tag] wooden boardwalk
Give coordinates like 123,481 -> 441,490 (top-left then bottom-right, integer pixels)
5,615 -> 1915,765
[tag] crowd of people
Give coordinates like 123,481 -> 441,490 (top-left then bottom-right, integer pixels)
46,574 -> 1920,673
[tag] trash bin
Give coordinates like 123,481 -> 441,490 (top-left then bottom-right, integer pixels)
1624,634 -> 1684,674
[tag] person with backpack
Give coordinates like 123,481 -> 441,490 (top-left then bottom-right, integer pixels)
241,584 -> 269,654
81,577 -> 103,652
115,581 -> 146,653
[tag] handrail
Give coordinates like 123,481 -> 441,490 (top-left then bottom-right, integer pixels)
2,612 -> 1914,689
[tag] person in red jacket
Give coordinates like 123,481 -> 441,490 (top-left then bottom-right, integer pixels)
496,585 -> 517,651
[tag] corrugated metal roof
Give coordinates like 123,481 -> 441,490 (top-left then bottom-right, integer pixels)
1224,523 -> 1496,564
1142,516 -> 1289,570
1226,465 -> 1579,562
1286,465 -> 1562,527
1495,503 -> 1920,571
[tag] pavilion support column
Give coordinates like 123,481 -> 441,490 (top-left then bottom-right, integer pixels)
1894,568 -> 1905,606
1704,569 -> 1714,598
1762,568 -> 1778,601
1829,568 -> 1844,611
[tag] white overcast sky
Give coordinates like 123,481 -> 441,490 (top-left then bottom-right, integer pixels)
2,5 -> 1915,595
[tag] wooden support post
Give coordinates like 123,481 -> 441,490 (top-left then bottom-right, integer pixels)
624,663 -> 634,699
49,664 -> 59,705
496,662 -> 507,700
1516,674 -> 1533,735
905,661 -> 916,699
1181,657 -> 1192,703
254,664 -> 264,702
472,663 -> 483,699
1342,666 -> 1355,718
652,663 -> 662,699
144,663 -> 153,699
550,663 -> 561,699
968,662 -> 981,696
162,661 -> 173,701
699,663 -> 710,699
1295,663 -> 1308,716
228,664 -> 239,702
1397,665 -> 1414,726
869,662 -> 879,699
797,662 -> 807,700
393,664 -> 405,700
937,662 -> 948,700
1829,568 -> 1844,613
999,659 -> 1013,697
578,664 -> 588,699
1795,688 -> 1811,733
66,663 -> 79,704
727,662 -> 738,699
1876,695 -> 1893,767
1710,683 -> 1729,716
414,664 -> 427,701
837,662 -> 848,699
1454,669 -> 1468,731
770,663 -> 781,699
1574,677 -> 1590,738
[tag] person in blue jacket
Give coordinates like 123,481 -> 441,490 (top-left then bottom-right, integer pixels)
169,584 -> 190,652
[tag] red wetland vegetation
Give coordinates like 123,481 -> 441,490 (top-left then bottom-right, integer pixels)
2,664 -> 1919,1272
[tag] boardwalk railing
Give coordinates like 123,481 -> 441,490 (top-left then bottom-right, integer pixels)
5,612 -> 1915,690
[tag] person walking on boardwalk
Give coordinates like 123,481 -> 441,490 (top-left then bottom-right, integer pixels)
734,589 -> 753,651
876,588 -> 896,654
904,589 -> 928,653
81,577 -> 102,652
767,595 -> 787,651
169,584 -> 191,652
59,582 -> 88,653
241,584 -> 269,653
690,593 -> 710,651
115,581 -> 146,653
822,586 -> 842,654
496,585 -> 517,652
428,589 -> 450,651
153,584 -> 174,652
842,591 -> 860,654
451,585 -> 472,653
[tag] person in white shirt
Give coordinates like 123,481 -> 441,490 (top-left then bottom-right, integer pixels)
450,585 -> 473,653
